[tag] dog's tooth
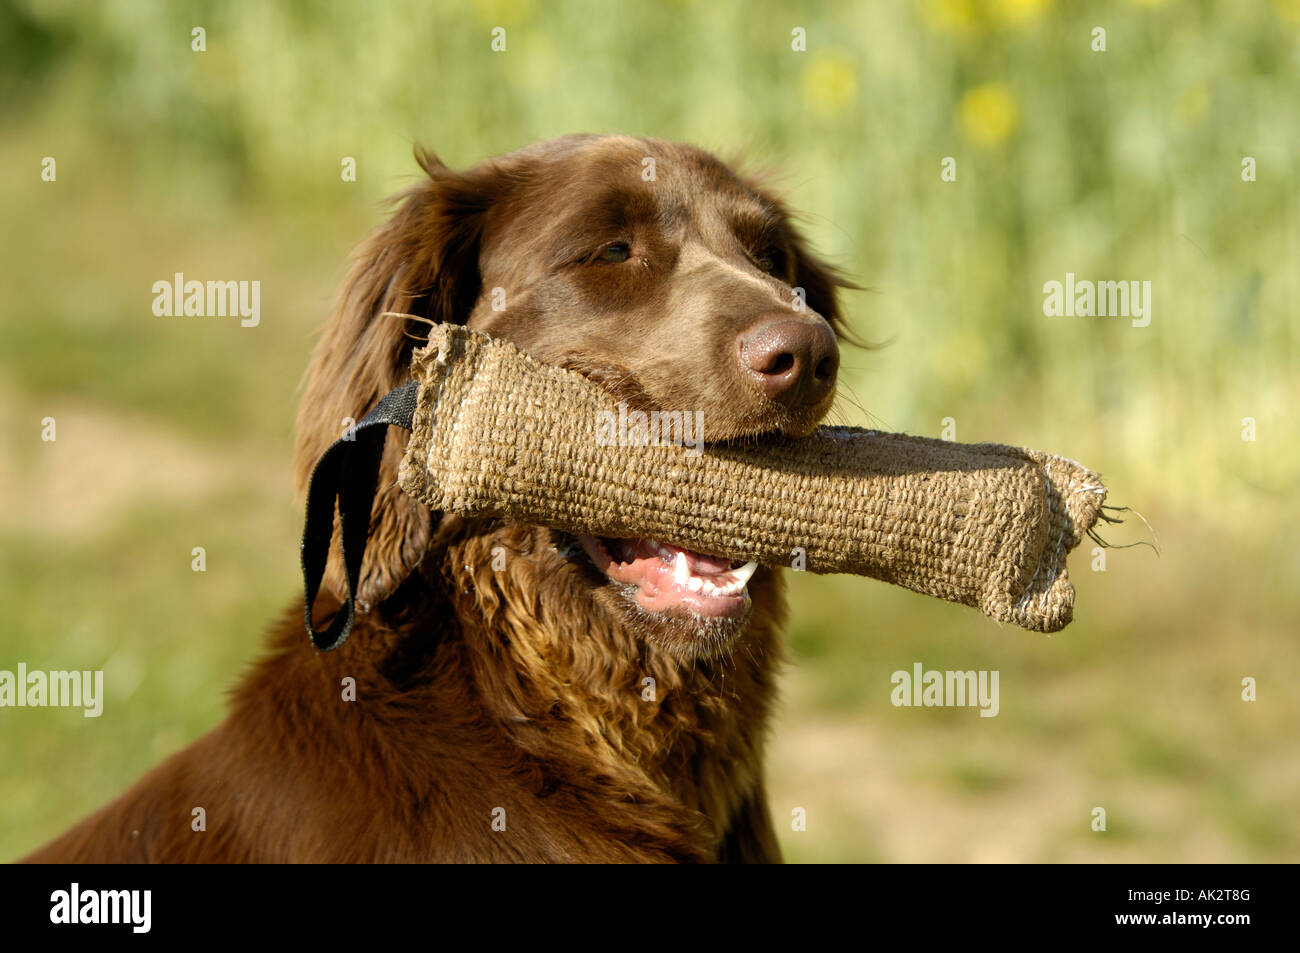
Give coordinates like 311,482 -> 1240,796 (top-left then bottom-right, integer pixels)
673,551 -> 690,586
729,561 -> 759,588
687,576 -> 703,592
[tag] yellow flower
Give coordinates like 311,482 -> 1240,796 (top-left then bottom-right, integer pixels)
802,50 -> 857,118
958,83 -> 1019,145
472,0 -> 533,27
919,0 -> 978,36
990,0 -> 1052,24
920,0 -> 1052,34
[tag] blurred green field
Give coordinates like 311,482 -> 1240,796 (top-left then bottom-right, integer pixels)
2,0 -> 1297,862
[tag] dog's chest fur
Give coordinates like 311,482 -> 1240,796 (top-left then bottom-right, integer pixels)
412,527 -> 784,861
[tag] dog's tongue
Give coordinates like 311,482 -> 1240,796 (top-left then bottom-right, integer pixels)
577,536 -> 756,618
605,538 -> 734,573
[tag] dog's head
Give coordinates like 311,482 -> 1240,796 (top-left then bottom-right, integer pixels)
296,135 -> 852,657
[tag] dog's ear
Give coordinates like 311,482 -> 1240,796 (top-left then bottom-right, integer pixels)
782,218 -> 872,348
760,193 -> 859,340
736,169 -> 860,342
783,223 -> 846,330
294,148 -> 498,613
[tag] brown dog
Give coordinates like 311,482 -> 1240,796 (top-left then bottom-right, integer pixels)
25,135 -> 850,863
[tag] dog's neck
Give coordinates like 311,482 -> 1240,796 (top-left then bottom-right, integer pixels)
395,518 -> 784,849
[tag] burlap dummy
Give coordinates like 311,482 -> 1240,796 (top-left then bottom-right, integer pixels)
397,324 -> 1107,633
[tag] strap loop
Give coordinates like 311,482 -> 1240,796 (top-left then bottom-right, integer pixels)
300,380 -> 419,651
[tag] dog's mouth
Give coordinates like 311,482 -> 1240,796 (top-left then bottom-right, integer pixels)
576,535 -> 757,619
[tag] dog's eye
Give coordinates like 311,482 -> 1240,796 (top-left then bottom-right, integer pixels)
597,242 -> 631,263
754,246 -> 785,276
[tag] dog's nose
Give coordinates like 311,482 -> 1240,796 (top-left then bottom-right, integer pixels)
737,316 -> 839,408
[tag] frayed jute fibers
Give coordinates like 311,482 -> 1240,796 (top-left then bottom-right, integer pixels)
397,324 -> 1107,633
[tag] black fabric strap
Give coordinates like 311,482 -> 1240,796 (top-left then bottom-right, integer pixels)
300,379 -> 420,651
